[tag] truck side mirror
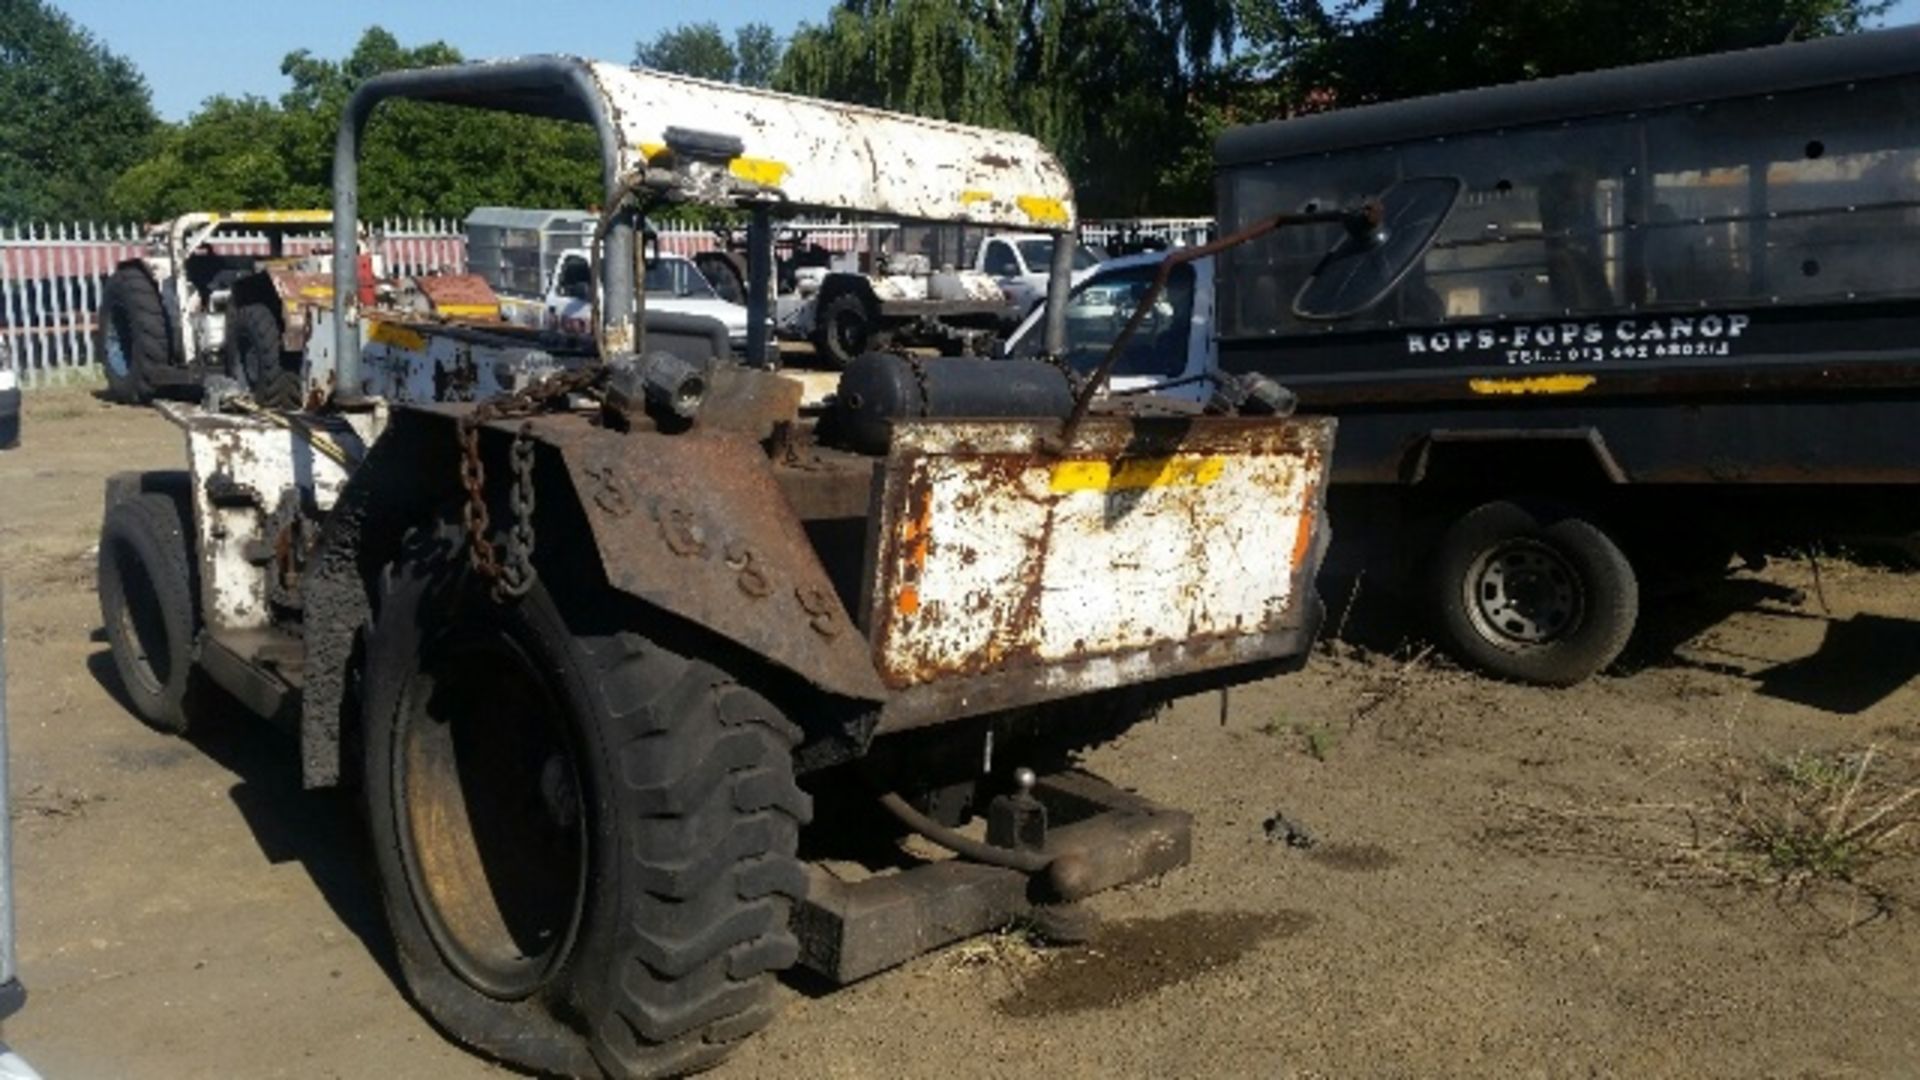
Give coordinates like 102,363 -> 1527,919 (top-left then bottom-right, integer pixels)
1293,176 -> 1461,321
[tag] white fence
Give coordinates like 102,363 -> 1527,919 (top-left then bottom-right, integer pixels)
1082,217 -> 1216,252
0,218 -> 464,388
0,216 -> 1213,389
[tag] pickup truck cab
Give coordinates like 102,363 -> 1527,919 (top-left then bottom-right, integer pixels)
546,247 -> 750,351
1004,250 -> 1217,396
975,232 -> 1104,314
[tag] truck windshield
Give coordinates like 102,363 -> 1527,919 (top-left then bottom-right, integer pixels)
644,258 -> 721,300
1016,239 -> 1102,273
1017,262 -> 1195,377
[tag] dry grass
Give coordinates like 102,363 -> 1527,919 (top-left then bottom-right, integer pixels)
1486,731 -> 1920,932
937,925 -> 1051,974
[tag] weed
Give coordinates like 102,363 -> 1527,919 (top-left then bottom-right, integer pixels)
1256,717 -> 1337,760
1769,750 -> 1853,793
1296,723 -> 1338,762
1728,745 -> 1918,887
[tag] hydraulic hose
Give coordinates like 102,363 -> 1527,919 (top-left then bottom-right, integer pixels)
875,791 -> 1053,874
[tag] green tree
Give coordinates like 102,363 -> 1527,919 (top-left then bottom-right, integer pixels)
734,23 -> 782,87
635,22 -> 739,80
633,21 -> 784,85
778,1 -> 1224,214
0,0 -> 160,220
108,27 -> 600,221
1237,0 -> 1893,108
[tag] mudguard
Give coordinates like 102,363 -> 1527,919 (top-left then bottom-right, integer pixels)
516,412 -> 889,704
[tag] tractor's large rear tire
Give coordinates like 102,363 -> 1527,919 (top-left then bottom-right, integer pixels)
97,491 -> 207,734
361,519 -> 811,1079
225,302 -> 305,409
99,266 -> 170,404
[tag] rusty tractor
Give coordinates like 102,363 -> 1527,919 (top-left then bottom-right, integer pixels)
93,58 -> 1450,1078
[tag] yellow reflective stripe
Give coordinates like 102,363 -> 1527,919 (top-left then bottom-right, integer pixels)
1467,374 -> 1597,395
1016,195 -> 1069,226
1050,455 -> 1226,493
728,156 -> 790,186
219,210 -> 332,225
434,303 -> 498,318
367,320 -> 427,351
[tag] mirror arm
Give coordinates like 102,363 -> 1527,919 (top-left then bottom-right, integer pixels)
1057,203 -> 1375,450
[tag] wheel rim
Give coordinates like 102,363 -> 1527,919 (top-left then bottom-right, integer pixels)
395,630 -> 587,1000
109,538 -> 170,695
103,313 -> 130,378
1464,538 -> 1584,647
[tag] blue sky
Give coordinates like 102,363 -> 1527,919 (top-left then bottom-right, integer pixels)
57,0 -> 832,120
57,0 -> 1920,121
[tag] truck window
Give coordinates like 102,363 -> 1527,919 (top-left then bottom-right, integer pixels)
1216,74 -> 1920,340
1054,263 -> 1196,378
1015,239 -> 1101,273
644,258 -> 720,299
555,255 -> 591,299
982,241 -> 1020,277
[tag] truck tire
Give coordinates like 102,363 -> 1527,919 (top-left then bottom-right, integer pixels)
693,251 -> 747,306
813,291 -> 874,369
1429,501 -> 1637,687
97,491 -> 205,733
99,266 -> 170,404
361,520 -> 810,1079
225,302 -> 305,409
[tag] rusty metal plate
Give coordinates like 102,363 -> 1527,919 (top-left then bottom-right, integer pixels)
866,416 -> 1335,695
414,274 -> 501,321
521,414 -> 888,702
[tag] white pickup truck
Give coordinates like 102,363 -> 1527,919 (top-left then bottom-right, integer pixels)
974,232 -> 1105,314
536,247 -> 752,352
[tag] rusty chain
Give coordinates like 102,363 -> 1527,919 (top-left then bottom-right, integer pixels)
457,365 -> 607,600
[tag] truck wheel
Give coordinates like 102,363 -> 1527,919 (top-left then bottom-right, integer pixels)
813,292 -> 873,369
99,266 -> 169,404
361,521 -> 810,1079
225,302 -> 305,409
1429,501 -> 1637,687
694,251 -> 747,306
97,492 -> 205,733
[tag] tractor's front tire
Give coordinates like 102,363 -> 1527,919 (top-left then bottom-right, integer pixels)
361,520 -> 810,1078
97,491 -> 207,733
